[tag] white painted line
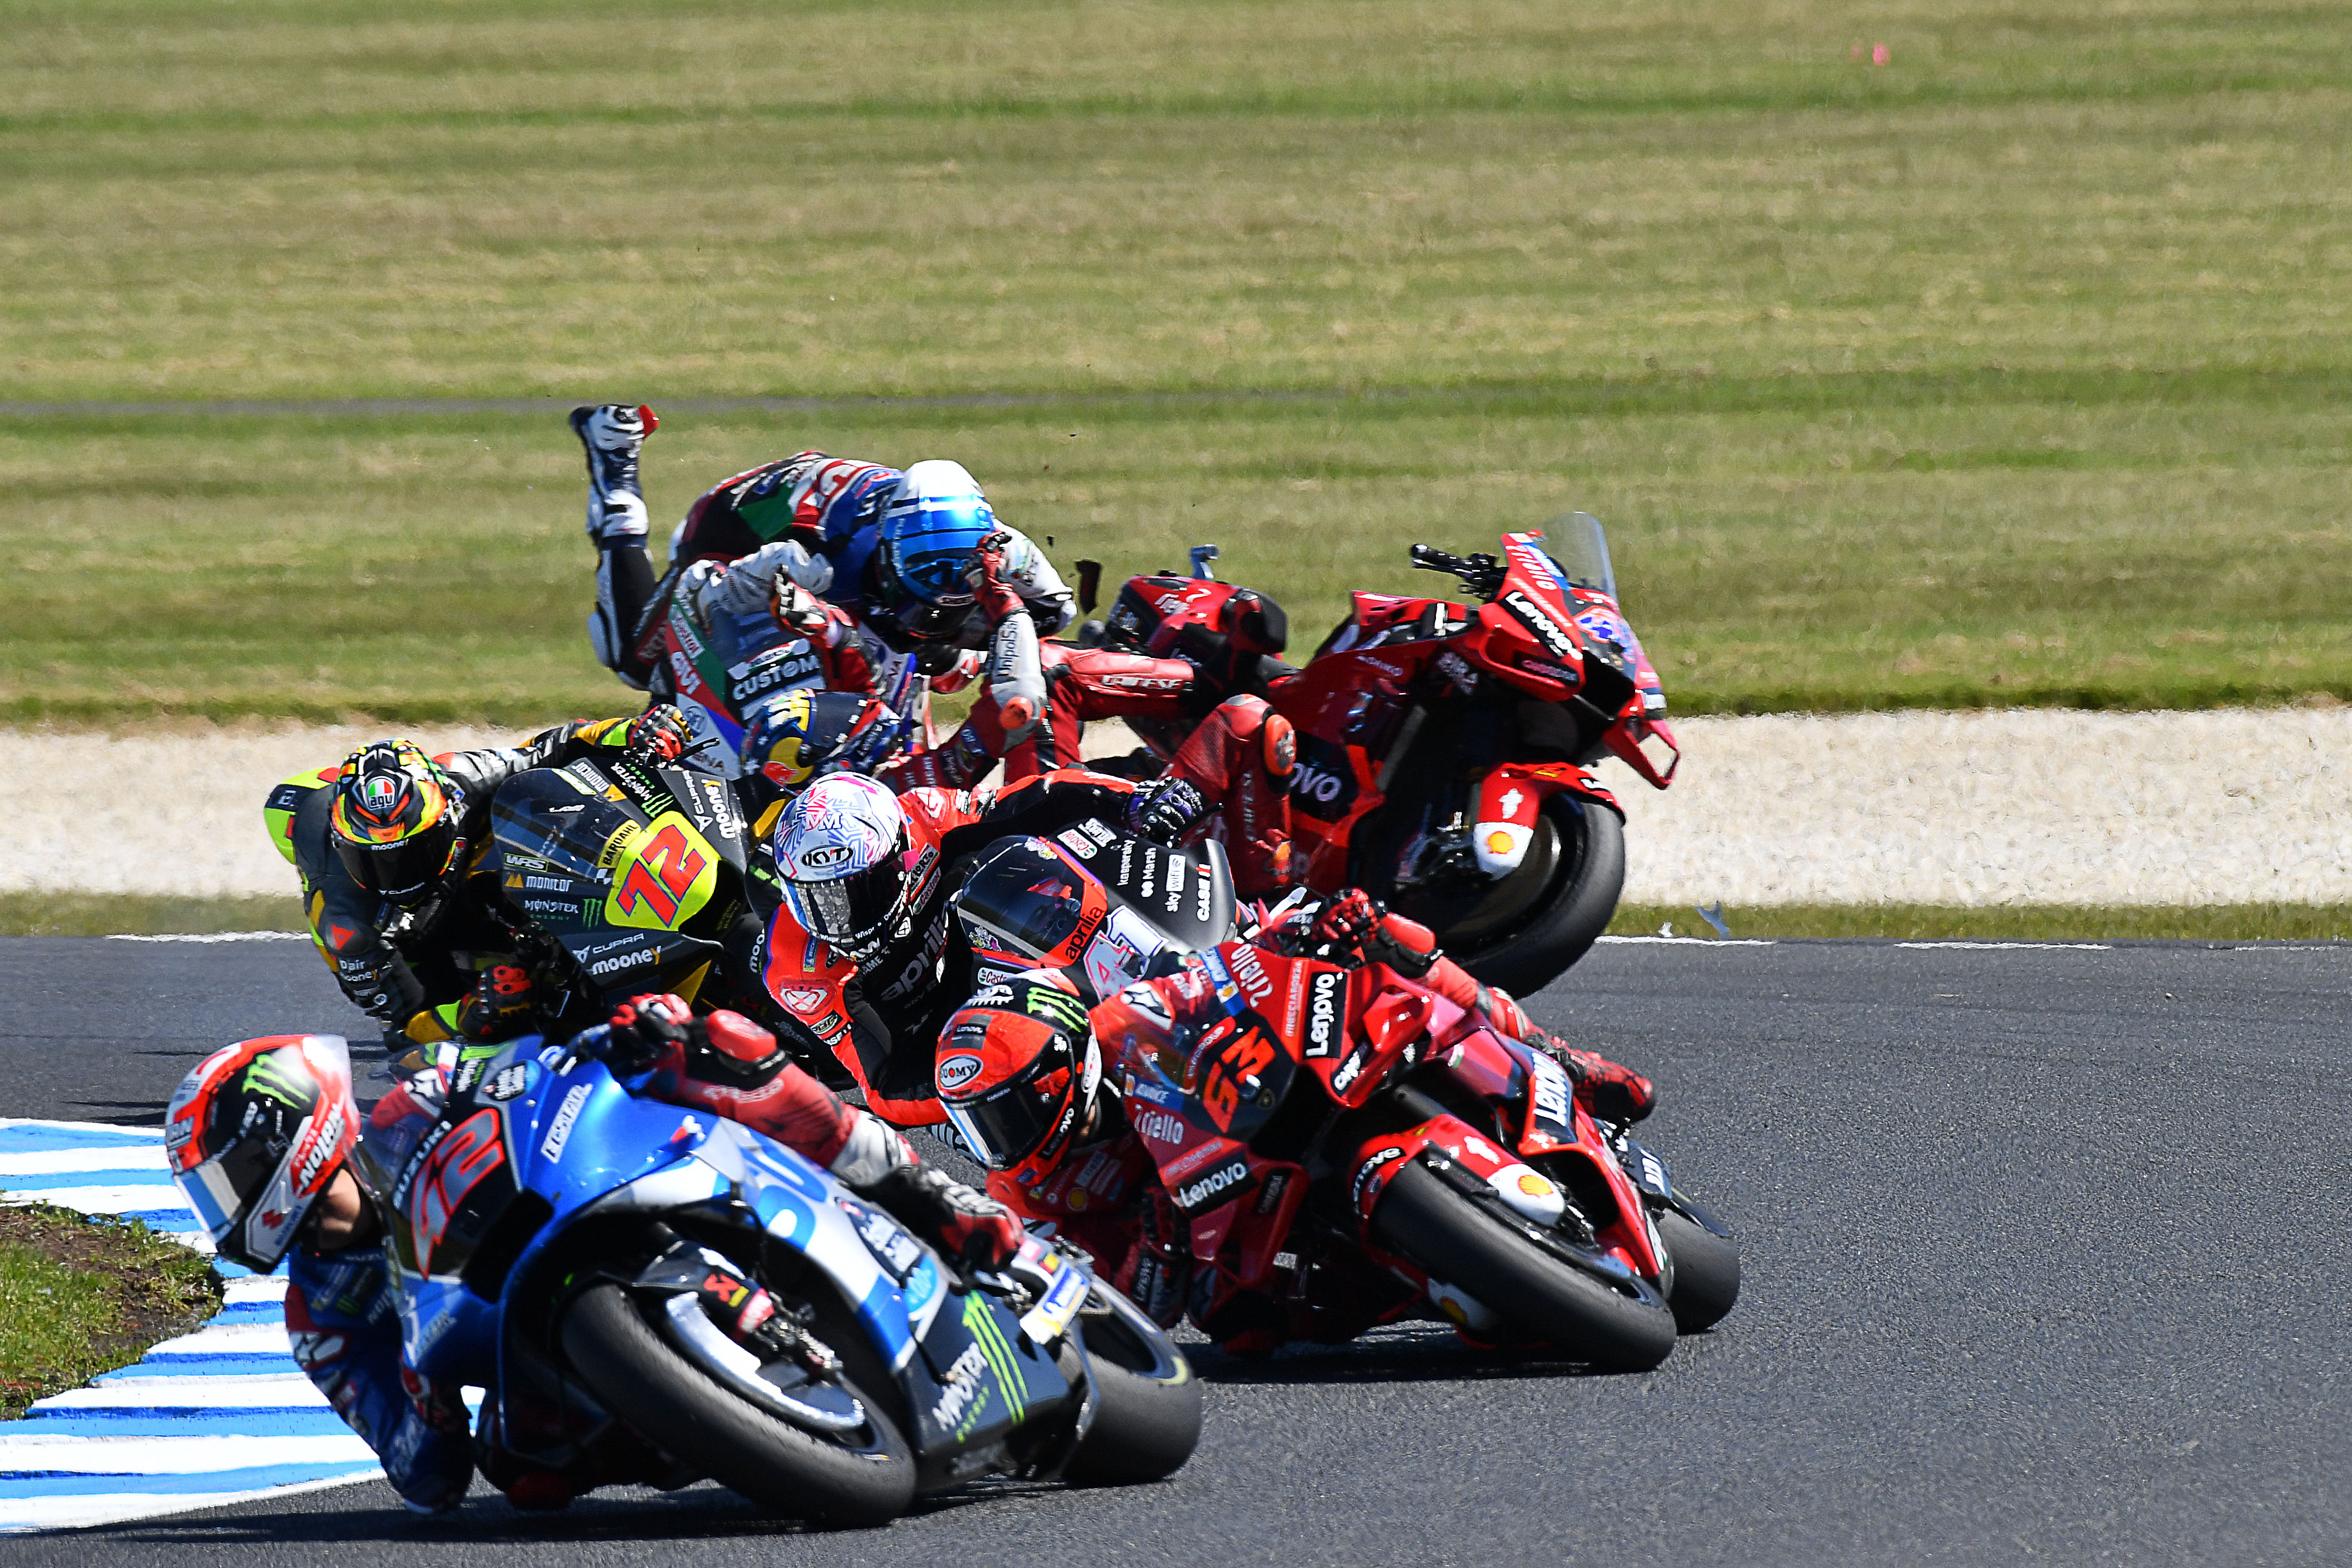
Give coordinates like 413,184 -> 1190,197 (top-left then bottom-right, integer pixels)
104,932 -> 307,944
0,1473 -> 382,1535
3,1185 -> 186,1213
1596,935 -> 1777,946
36,1376 -> 329,1410
0,1147 -> 168,1176
0,1434 -> 376,1474
223,1276 -> 287,1306
143,1323 -> 293,1358
1892,941 -> 2115,951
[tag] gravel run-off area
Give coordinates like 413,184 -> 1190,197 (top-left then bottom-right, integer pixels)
7,708 -> 2348,906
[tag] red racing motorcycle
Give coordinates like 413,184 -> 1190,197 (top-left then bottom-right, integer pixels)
1083,515 -> 1680,993
949,819 -> 1738,1365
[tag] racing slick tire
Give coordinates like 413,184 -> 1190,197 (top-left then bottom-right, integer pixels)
559,1282 -> 914,1525
1372,1160 -> 1675,1372
1062,1287 -> 1203,1486
1442,794 -> 1625,996
1656,1205 -> 1741,1334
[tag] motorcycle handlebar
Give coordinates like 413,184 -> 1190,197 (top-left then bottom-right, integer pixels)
1408,543 -> 1507,601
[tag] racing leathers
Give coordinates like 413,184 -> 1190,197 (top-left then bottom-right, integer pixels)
762,770 -> 1191,1127
287,999 -> 1018,1514
264,715 -> 683,1046
574,420 -> 1073,770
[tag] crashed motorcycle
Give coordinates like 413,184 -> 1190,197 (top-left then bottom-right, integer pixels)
369,1030 -> 1201,1523
1082,515 -> 1680,993
950,817 -> 1738,1364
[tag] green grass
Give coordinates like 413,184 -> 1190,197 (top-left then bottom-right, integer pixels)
0,892 -> 304,936
0,1205 -> 221,1419
4,0 -> 2351,719
1610,903 -> 2352,941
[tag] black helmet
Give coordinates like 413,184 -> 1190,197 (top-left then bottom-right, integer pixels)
330,738 -> 461,906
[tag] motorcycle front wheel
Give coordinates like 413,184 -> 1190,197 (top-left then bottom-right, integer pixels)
1441,794 -> 1625,996
1655,1204 -> 1741,1334
559,1282 -> 915,1525
1062,1286 -> 1203,1486
1372,1161 -> 1676,1372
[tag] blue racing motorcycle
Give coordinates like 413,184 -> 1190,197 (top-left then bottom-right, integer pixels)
367,1035 -> 1201,1524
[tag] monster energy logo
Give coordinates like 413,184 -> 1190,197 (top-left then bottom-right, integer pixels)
955,1296 -> 1028,1440
1022,986 -> 1089,1036
242,1048 -> 312,1110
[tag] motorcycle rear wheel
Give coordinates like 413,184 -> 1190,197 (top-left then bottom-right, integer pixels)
1372,1161 -> 1675,1371
1656,1205 -> 1741,1334
559,1283 -> 915,1525
1441,795 -> 1625,996
1062,1290 -> 1203,1486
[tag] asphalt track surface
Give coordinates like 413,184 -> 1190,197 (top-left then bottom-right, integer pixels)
3,934 -> 2346,1567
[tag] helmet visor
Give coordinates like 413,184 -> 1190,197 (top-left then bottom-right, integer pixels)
889,596 -> 975,645
887,498 -> 993,605
334,818 -> 456,906
781,858 -> 905,962
943,1076 -> 1075,1173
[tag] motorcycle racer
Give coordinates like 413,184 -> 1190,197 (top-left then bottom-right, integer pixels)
933,893 -> 1655,1344
760,768 -> 1208,1126
263,710 -> 695,1047
163,1000 -> 1022,1515
572,406 -> 1073,770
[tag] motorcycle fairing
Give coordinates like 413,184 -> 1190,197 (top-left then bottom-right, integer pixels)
489,761 -> 745,1001
1469,762 -> 1623,877
957,828 -> 1241,1003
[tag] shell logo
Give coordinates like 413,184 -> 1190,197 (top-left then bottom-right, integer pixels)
1484,830 -> 1516,855
1517,1172 -> 1558,1199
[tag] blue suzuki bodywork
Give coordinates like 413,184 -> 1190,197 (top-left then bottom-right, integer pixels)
379,1035 -> 1094,1487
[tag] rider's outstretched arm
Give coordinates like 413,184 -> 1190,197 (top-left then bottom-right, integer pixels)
587,996 -> 1021,1266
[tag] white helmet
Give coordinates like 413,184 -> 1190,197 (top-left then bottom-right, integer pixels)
772,774 -> 913,963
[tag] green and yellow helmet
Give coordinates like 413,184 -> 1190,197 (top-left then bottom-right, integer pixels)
328,738 -> 461,906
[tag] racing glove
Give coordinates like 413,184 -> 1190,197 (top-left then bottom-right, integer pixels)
591,991 -> 697,1075
967,531 -> 1026,626
455,963 -> 534,1042
1309,889 -> 1382,963
1125,777 -> 1207,846
621,705 -> 692,763
860,1164 -> 1023,1271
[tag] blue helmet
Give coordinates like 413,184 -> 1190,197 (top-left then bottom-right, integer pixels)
876,460 -> 999,638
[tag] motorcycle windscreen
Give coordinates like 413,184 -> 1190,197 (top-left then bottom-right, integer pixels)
1540,511 -> 1618,598
1087,831 -> 1237,951
490,765 -> 650,884
954,837 -> 1104,962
